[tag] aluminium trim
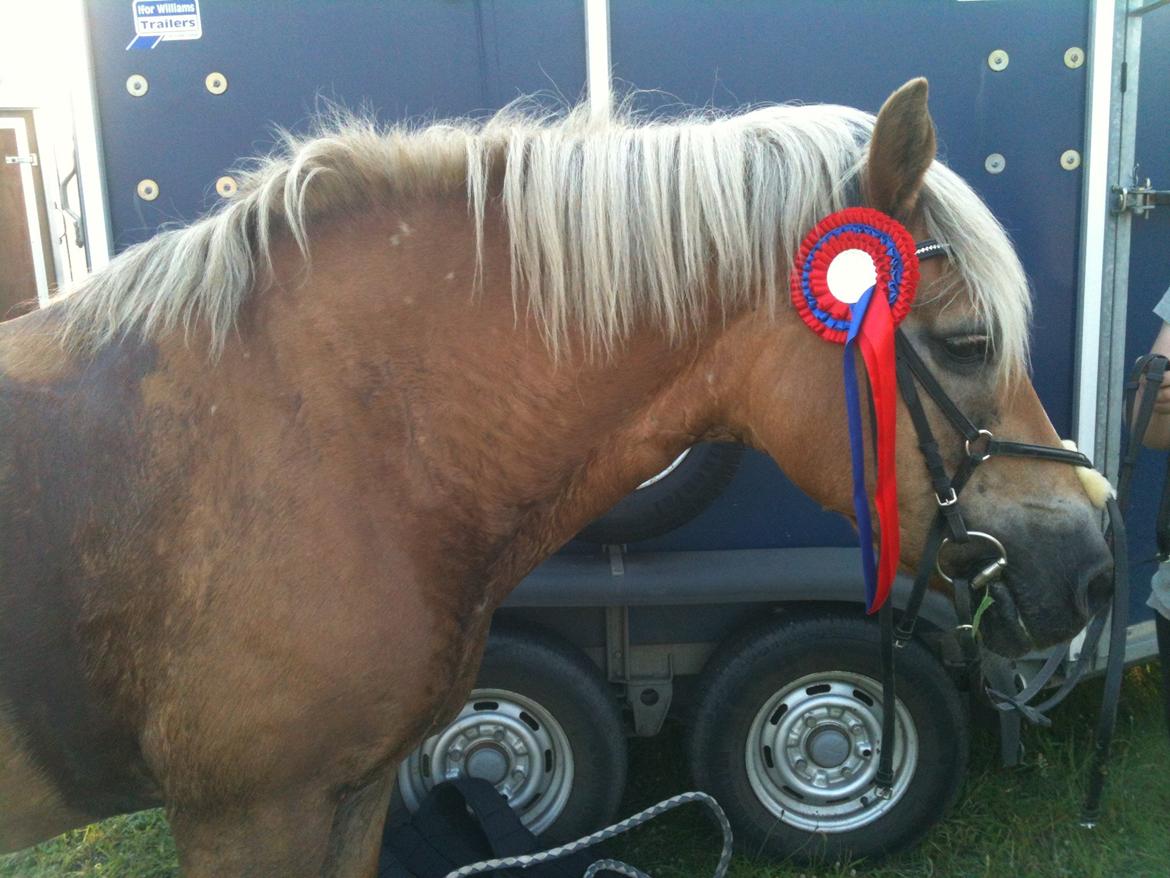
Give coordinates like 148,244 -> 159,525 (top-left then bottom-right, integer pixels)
69,0 -> 113,270
1074,0 -> 1118,461
583,0 -> 611,121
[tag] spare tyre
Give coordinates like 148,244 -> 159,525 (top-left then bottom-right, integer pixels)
577,442 -> 743,544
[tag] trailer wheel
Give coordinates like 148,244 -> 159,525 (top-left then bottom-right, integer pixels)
394,626 -> 627,843
688,615 -> 967,862
578,442 -> 743,543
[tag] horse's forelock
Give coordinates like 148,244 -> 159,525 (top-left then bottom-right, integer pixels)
917,164 -> 1032,382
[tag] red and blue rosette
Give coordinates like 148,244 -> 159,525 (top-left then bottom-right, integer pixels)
790,207 -> 920,613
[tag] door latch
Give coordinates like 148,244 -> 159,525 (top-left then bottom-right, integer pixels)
1113,176 -> 1170,218
4,153 -> 39,166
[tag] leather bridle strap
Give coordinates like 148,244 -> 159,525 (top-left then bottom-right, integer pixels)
893,349 -> 970,542
1121,354 -> 1167,510
892,330 -> 981,443
890,328 -> 1095,651
874,238 -> 1114,817
984,355 -> 1164,824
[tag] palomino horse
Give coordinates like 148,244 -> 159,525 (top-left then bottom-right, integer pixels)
0,79 -> 1111,875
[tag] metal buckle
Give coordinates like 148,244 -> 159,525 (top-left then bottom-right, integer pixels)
964,429 -> 994,462
936,531 -> 1008,585
935,486 -> 958,507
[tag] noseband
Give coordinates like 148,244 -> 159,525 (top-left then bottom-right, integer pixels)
874,240 -> 1128,825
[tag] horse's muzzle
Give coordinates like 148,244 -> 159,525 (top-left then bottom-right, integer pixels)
981,519 -> 1114,658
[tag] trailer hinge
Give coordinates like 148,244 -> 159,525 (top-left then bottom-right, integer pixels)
4,153 -> 39,166
1112,178 -> 1170,218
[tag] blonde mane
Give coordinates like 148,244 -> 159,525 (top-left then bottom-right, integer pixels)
58,100 -> 1030,375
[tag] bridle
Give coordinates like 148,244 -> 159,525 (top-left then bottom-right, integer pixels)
873,239 -> 1130,825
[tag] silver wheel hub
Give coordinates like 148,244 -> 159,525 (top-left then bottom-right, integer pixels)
398,688 -> 575,835
746,671 -> 918,833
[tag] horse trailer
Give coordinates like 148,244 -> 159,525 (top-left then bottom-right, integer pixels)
25,0 -> 1170,862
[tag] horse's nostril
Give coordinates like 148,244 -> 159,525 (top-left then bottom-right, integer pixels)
1079,565 -> 1113,618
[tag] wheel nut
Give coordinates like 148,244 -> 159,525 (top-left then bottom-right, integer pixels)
493,729 -> 506,742
805,715 -> 818,728
448,748 -> 463,761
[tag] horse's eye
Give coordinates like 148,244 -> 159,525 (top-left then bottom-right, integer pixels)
941,334 -> 991,365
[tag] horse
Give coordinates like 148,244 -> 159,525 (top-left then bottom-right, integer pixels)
0,78 -> 1112,876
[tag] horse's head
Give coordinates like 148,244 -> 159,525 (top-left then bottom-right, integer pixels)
719,79 -> 1110,658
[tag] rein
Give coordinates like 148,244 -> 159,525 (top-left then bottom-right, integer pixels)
876,239 -> 1131,826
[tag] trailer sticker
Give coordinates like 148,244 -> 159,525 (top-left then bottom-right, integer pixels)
126,0 -> 202,51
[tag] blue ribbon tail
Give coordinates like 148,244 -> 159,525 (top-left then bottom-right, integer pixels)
843,288 -> 877,609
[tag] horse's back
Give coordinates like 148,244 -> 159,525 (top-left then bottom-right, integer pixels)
0,308 -> 162,848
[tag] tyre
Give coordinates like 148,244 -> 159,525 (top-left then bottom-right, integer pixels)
394,625 -> 627,843
577,442 -> 743,543
688,614 -> 967,863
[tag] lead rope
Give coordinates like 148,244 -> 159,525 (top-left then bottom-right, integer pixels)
442,791 -> 733,878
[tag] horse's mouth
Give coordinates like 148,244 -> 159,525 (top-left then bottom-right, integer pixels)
977,580 -> 1034,658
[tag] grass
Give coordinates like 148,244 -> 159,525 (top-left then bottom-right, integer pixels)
2,666 -> 1166,877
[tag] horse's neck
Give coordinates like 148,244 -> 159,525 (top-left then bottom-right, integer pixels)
246,199 -> 727,589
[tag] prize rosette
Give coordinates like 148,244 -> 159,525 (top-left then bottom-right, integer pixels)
789,207 -> 921,612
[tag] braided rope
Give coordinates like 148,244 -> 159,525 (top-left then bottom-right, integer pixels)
442,790 -> 733,878
581,860 -> 652,878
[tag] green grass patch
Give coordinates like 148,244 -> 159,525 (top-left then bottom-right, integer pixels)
0,811 -> 176,878
2,666 -> 1166,877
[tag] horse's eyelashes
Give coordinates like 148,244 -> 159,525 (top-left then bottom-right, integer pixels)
940,333 -> 992,366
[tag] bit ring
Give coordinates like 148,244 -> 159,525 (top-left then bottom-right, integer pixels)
936,531 -> 1007,584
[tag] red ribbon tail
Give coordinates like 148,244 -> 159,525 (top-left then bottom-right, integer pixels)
857,295 -> 900,613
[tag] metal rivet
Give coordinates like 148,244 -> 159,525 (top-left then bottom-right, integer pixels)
1064,47 -> 1085,69
1061,149 -> 1082,171
205,72 -> 228,95
215,175 -> 238,198
987,49 -> 1010,72
137,179 -> 159,201
985,153 -> 1006,175
126,74 -> 149,97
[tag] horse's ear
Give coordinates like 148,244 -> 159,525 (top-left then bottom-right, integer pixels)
864,78 -> 936,219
